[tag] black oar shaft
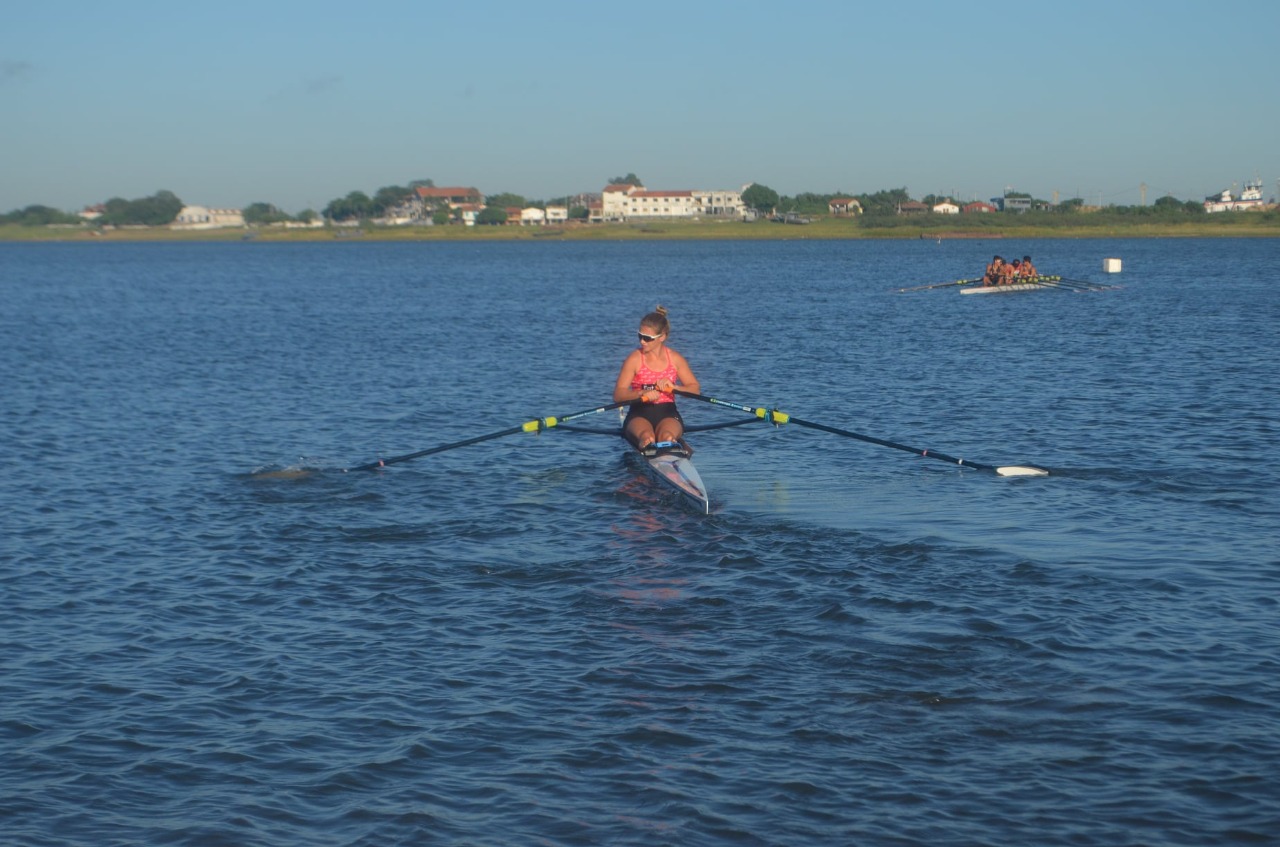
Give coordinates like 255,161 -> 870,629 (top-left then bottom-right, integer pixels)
674,390 -> 1045,475
1058,277 -> 1116,290
346,426 -> 525,471
346,400 -> 628,472
785,416 -> 994,471
897,277 -> 980,292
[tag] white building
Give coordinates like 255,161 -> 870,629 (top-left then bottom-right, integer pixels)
932,201 -> 960,214
1204,179 -> 1265,213
172,205 -> 245,229
601,184 -> 638,221
600,183 -> 748,221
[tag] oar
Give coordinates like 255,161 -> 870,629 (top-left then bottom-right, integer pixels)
675,390 -> 1049,477
1026,276 -> 1084,292
1059,276 -> 1119,291
344,400 -> 629,472
1038,277 -> 1112,292
896,277 -> 981,293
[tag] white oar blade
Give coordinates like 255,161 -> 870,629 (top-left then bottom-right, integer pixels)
996,465 -> 1050,477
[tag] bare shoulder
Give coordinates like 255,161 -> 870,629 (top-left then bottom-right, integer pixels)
667,347 -> 693,367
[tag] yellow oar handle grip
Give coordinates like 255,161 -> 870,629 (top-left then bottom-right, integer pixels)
523,417 -> 557,433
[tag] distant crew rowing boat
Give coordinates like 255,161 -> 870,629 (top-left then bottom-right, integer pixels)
982,254 -> 1040,286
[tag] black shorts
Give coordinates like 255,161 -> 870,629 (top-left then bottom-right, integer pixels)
623,401 -> 683,431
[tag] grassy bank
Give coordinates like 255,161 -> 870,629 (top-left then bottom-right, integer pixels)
3,215 -> 1278,243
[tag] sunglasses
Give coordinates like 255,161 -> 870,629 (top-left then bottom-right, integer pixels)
637,331 -> 664,342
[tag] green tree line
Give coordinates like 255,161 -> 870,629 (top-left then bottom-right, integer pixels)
3,178 -> 1271,229
1,190 -> 185,226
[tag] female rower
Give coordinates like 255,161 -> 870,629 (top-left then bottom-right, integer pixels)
613,305 -> 700,452
1020,255 -> 1038,278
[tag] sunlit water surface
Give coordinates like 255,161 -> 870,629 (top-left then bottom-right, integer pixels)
3,238 -> 1278,845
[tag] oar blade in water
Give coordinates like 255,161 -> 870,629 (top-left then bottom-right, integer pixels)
995,465 -> 1051,477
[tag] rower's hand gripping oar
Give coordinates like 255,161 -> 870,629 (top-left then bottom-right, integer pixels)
674,390 -> 1049,477
345,400 -> 630,472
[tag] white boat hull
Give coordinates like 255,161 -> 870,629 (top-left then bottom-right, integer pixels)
636,448 -> 709,513
960,283 -> 1046,295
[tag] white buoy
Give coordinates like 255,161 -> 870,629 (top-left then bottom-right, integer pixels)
1103,257 -> 1123,273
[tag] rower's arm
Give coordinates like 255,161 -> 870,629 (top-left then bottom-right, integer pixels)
667,353 -> 699,396
613,353 -> 648,402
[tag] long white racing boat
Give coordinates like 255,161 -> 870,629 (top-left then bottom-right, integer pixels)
634,440 -> 709,513
960,282 -> 1047,295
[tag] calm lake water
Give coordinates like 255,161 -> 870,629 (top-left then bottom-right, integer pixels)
3,237 -> 1278,845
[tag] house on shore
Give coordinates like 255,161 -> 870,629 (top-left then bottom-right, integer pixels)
172,206 -> 245,229
415,186 -> 483,208
828,197 -> 863,216
600,183 -> 748,221
992,195 -> 1032,213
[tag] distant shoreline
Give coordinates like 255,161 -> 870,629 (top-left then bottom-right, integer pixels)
3,217 -> 1278,243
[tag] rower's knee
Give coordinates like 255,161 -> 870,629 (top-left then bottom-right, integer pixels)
627,422 -> 656,449
657,425 -> 682,443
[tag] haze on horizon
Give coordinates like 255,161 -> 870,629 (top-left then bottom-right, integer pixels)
3,0 -> 1276,215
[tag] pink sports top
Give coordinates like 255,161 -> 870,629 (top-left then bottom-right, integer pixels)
631,349 -> 678,403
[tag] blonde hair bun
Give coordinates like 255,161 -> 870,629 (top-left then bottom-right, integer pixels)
641,305 -> 672,336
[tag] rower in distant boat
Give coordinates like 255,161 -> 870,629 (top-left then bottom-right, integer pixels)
613,305 -> 700,454
1020,255 -> 1038,278
983,255 -> 1004,287
997,258 -> 1018,285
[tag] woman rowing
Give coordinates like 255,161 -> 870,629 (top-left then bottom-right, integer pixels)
613,305 -> 700,453
1020,255 -> 1038,278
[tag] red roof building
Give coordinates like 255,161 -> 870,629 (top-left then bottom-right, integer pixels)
415,186 -> 483,206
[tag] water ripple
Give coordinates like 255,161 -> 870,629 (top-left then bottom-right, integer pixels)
4,239 -> 1278,846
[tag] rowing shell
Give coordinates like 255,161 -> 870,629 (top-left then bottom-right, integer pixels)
633,442 -> 710,513
960,282 -> 1048,295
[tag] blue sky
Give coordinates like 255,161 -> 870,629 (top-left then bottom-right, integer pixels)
4,0 -> 1277,213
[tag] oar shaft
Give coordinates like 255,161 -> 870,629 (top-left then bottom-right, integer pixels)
1058,277 -> 1116,290
347,426 -> 525,471
346,400 -> 629,472
1035,277 -> 1107,292
675,390 -> 1047,476
786,416 -> 994,471
897,277 -> 980,292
